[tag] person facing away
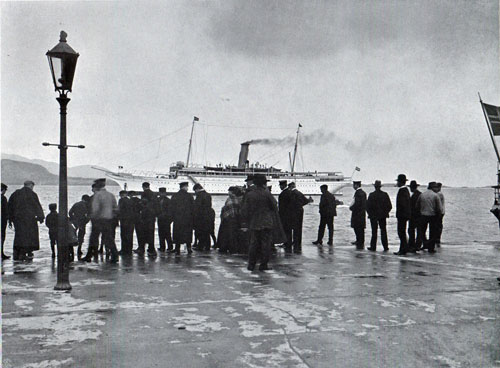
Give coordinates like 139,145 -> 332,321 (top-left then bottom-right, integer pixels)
82,178 -> 119,263
415,181 -> 443,253
217,186 -> 243,254
8,180 -> 44,261
349,181 -> 367,250
136,191 -> 158,257
118,190 -> 135,256
408,180 -> 424,252
313,184 -> 337,246
170,182 -> 194,255
435,182 -> 445,247
366,180 -> 392,251
193,183 -> 213,251
157,187 -> 173,253
241,174 -> 278,272
69,194 -> 90,259
287,182 -> 310,254
1,183 -> 10,260
45,203 -> 59,258
394,174 -> 411,256
278,180 -> 292,250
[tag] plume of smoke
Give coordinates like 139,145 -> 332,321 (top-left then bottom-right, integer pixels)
244,130 -> 340,146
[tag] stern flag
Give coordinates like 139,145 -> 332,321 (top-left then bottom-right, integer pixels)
482,103 -> 500,135
193,116 -> 199,121
298,123 -> 303,127
355,166 -> 361,171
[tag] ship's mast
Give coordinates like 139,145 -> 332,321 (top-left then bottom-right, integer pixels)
291,123 -> 301,174
186,116 -> 198,168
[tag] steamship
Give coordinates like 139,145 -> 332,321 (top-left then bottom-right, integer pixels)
97,121 -> 352,195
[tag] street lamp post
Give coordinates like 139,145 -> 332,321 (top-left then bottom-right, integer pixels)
46,31 -> 79,291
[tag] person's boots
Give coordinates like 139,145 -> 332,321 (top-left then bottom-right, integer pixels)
186,243 -> 193,254
82,246 -> 97,262
327,238 -> 333,246
77,244 -> 83,259
174,244 -> 181,255
147,245 -> 157,257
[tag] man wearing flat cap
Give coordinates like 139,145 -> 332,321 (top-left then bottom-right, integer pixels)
170,182 -> 194,255
157,187 -> 173,253
416,182 -> 443,253
84,178 -> 119,262
8,180 -> 45,260
366,180 -> 392,251
288,182 -> 310,253
349,181 -> 367,249
408,180 -> 424,252
313,184 -> 337,246
1,183 -> 10,259
394,174 -> 411,255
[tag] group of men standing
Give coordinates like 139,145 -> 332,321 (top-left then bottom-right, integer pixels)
349,174 -> 445,255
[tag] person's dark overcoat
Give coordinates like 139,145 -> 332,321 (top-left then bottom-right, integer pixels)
319,191 -> 337,217
410,190 -> 422,220
278,188 -> 292,223
193,190 -> 213,233
366,190 -> 392,219
170,189 -> 194,244
396,187 -> 411,220
350,188 -> 367,229
8,187 -> 44,251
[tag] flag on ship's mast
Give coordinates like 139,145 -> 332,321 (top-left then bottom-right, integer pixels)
479,94 -> 500,163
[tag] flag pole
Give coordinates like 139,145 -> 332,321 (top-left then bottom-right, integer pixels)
478,93 -> 500,163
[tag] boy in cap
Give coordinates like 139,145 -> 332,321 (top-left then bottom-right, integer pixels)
45,203 -> 58,258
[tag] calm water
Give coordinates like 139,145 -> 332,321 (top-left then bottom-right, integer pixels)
2,185 -> 499,258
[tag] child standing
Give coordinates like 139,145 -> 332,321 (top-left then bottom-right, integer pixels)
45,203 -> 58,258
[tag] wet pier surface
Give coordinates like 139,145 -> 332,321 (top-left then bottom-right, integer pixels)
2,238 -> 500,368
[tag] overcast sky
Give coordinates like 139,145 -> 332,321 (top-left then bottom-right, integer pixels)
1,0 -> 499,186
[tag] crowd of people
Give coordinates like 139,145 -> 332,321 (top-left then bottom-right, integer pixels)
0,173 -> 448,272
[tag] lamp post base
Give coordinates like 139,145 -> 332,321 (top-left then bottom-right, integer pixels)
54,281 -> 72,291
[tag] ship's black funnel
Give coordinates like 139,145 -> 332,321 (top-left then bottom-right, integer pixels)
238,143 -> 250,169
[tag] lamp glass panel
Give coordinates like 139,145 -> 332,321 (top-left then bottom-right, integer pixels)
50,56 -> 63,89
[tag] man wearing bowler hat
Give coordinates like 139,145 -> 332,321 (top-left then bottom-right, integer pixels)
241,174 -> 277,271
408,180 -> 424,252
394,174 -> 411,255
366,180 -> 392,251
349,181 -> 367,249
416,182 -> 443,253
278,180 -> 292,250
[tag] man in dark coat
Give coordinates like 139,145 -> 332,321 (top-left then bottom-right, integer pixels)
394,174 -> 411,255
136,191 -> 158,257
408,180 -> 424,252
349,181 -> 367,250
288,182 -> 310,253
1,183 -> 10,259
128,191 -> 143,253
69,194 -> 90,259
8,180 -> 45,260
193,183 -> 213,251
241,174 -> 278,271
157,187 -> 173,253
118,190 -> 135,255
278,180 -> 292,250
366,180 -> 392,251
313,184 -> 337,246
170,182 -> 194,255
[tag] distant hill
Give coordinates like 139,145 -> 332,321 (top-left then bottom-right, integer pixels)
1,153 -> 111,179
1,159 -> 118,186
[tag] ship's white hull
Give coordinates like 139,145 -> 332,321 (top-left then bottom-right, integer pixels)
106,172 -> 350,196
